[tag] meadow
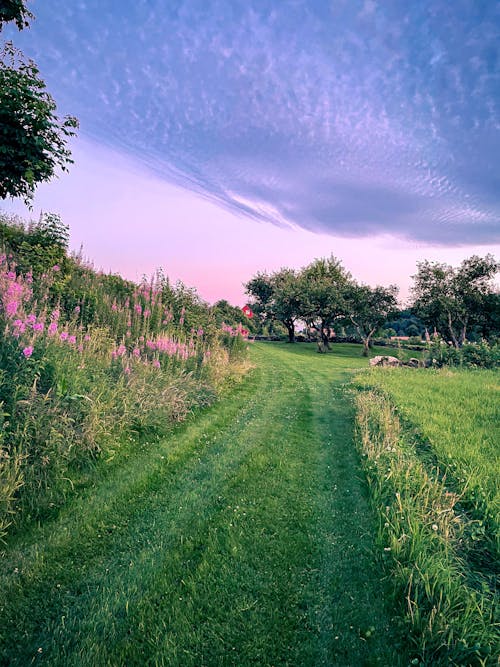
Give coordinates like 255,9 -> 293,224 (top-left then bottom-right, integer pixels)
354,367 -> 499,666
1,213 -> 498,666
0,213 -> 250,541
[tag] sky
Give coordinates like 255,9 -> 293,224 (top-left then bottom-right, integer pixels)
1,0 -> 499,304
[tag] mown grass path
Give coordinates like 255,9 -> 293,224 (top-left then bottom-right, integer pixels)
0,343 -> 405,666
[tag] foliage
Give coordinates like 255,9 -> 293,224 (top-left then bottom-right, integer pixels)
0,0 -> 33,31
345,283 -> 399,355
245,268 -> 302,342
425,340 -> 500,369
0,43 -> 79,204
411,255 -> 499,348
0,213 -> 248,537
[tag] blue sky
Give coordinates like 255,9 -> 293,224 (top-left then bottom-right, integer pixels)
2,0 -> 499,301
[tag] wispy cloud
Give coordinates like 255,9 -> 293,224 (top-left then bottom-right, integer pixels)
8,0 -> 500,243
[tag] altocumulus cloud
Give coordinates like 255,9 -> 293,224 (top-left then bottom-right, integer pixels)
9,0 -> 500,244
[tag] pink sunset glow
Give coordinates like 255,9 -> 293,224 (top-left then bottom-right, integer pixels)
2,137 -> 498,306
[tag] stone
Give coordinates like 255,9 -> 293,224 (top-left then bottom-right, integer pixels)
369,355 -> 401,367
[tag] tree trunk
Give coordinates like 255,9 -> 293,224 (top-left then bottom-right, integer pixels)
447,312 -> 460,349
321,326 -> 331,350
362,338 -> 370,356
285,320 -> 295,343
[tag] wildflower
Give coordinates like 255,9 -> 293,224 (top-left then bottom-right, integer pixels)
60,332 -> 69,341
22,346 -> 34,358
78,344 -> 84,353
84,334 -> 91,341
48,322 -> 58,336
52,264 -> 60,272
74,305 -> 81,314
68,335 -> 77,344
143,309 -> 150,318
33,322 -> 44,332
51,309 -> 60,321
124,366 -> 131,375
5,300 -> 18,317
152,359 -> 161,369
133,348 -> 140,357
134,304 -> 142,315
116,344 -> 127,356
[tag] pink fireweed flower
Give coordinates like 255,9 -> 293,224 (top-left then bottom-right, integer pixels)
6,271 -> 16,280
51,309 -> 60,321
68,335 -> 77,345
78,344 -> 84,353
197,328 -> 204,337
143,309 -> 151,318
26,313 -> 37,324
134,304 -> 142,315
74,306 -> 81,314
116,344 -> 127,357
146,340 -> 156,350
22,346 -> 34,358
33,322 -> 44,332
60,332 -> 69,341
126,330 -> 131,337
132,348 -> 140,357
152,359 -> 161,369
124,366 -> 131,375
48,322 -> 58,336
5,300 -> 18,317
52,264 -> 60,272
111,302 -> 118,312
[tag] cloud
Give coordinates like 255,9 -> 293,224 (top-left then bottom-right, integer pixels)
7,0 -> 500,244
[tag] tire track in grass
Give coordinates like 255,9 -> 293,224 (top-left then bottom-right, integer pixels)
1,343 -> 405,666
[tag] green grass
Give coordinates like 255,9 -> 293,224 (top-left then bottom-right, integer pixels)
0,342 -> 406,666
354,367 -> 500,666
355,367 -> 500,546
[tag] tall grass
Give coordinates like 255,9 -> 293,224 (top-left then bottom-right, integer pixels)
356,367 -> 499,553
355,390 -> 499,666
0,214 -> 250,539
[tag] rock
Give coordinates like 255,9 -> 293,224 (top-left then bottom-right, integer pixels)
369,355 -> 401,367
406,358 -> 420,368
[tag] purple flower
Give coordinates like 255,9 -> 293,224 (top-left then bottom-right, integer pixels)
22,346 -> 34,358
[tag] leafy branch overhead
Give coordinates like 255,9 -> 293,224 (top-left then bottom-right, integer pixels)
0,3 -> 78,205
0,0 -> 33,31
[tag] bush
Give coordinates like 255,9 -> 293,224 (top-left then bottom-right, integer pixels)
426,341 -> 499,369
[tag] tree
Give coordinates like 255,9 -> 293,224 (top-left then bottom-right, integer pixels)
299,256 -> 352,351
411,255 -> 499,348
0,43 -> 78,204
345,283 -> 399,355
0,1 -> 33,31
245,268 -> 301,342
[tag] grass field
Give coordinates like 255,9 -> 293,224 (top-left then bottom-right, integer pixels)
1,342 -> 497,666
354,366 -> 499,666
356,367 -> 499,547
0,343 -> 407,667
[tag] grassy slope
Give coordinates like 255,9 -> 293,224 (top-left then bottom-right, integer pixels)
0,343 -> 405,666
